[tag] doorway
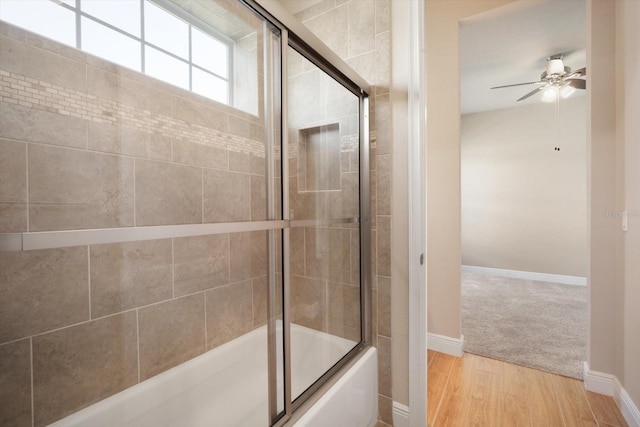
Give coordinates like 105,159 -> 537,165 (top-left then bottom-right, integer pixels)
458,0 -> 588,380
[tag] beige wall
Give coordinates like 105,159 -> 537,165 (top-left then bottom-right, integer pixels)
461,97 -> 588,277
620,0 -> 640,408
588,0 -> 640,413
428,0 -> 640,415
425,0 -> 515,339
587,0 -> 622,379
390,0 -> 410,409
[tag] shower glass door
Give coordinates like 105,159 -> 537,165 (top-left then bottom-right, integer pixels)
0,0 -> 370,425
0,0 -> 286,425
286,45 -> 363,402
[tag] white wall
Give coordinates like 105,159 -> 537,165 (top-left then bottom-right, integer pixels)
461,97 -> 587,277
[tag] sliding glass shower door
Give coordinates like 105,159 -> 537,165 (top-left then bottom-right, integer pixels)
0,0 -> 370,425
286,46 -> 363,402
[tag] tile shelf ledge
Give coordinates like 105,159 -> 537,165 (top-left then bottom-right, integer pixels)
0,217 -> 359,252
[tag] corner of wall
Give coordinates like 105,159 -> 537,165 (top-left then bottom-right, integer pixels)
426,333 -> 464,357
392,401 -> 410,427
583,362 -> 640,427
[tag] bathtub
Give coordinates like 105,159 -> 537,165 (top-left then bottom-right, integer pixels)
50,323 -> 377,427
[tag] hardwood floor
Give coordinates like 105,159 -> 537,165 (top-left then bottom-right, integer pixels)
427,350 -> 628,427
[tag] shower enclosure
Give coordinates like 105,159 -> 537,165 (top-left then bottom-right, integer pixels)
0,0 -> 371,426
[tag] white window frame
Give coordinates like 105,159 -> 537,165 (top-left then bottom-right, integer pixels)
2,0 -> 235,105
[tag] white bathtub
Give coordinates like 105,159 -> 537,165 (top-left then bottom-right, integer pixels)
50,323 -> 377,427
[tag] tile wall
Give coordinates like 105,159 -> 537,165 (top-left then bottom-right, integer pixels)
0,19 -> 275,426
290,0 -> 393,424
285,43 -> 363,344
0,0 -> 379,421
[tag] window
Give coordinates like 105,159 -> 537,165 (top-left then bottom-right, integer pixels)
0,0 -> 233,105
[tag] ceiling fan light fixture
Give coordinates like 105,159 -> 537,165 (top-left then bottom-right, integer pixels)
546,59 -> 566,76
560,85 -> 576,99
542,86 -> 558,102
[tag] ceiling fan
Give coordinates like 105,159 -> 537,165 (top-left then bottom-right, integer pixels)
491,54 -> 587,102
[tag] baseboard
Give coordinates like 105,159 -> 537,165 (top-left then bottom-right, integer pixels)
461,265 -> 587,286
427,333 -> 464,357
392,401 -> 409,427
584,362 -> 640,427
583,361 -> 615,395
615,378 -> 640,427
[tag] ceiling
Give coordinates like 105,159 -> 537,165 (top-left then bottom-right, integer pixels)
460,0 -> 586,115
277,0 -> 324,16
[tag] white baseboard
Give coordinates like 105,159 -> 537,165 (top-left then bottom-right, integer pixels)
583,361 -> 615,395
584,362 -> 640,427
392,402 -> 409,427
461,265 -> 587,286
616,378 -> 640,427
427,333 -> 464,357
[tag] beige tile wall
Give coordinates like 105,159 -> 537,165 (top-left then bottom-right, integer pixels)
138,294 -> 206,380
32,312 -> 138,427
0,231 -> 269,426
0,0 -> 390,421
291,0 -> 392,423
0,21 -> 273,427
285,19 -> 366,349
0,22 -> 270,234
173,234 -> 230,297
0,247 -> 90,344
90,240 -> 173,318
0,339 -> 31,427
0,139 -> 27,232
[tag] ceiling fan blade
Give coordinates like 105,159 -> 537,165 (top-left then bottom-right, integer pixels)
572,67 -> 586,76
517,86 -> 546,102
491,81 -> 543,90
564,67 -> 586,79
565,78 -> 586,90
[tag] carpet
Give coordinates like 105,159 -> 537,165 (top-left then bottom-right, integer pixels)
461,272 -> 587,379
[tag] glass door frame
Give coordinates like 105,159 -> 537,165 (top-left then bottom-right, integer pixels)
242,0 -> 372,425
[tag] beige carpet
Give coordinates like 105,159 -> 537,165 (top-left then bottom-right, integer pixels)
461,272 -> 587,379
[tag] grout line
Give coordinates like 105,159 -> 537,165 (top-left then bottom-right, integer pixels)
133,158 -> 136,227
85,114 -> 89,150
250,275 -> 255,330
203,291 -> 208,351
227,233 -> 232,285
21,292 -> 198,342
201,169 -> 204,224
87,245 -> 91,319
27,140 -> 263,174
324,279 -> 329,333
171,239 -> 175,299
25,142 -> 29,232
136,309 -> 140,383
30,337 -> 34,427
346,0 -> 350,58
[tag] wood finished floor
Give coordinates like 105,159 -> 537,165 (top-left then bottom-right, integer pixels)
427,350 -> 628,427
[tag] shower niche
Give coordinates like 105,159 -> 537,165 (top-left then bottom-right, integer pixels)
297,124 -> 341,192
